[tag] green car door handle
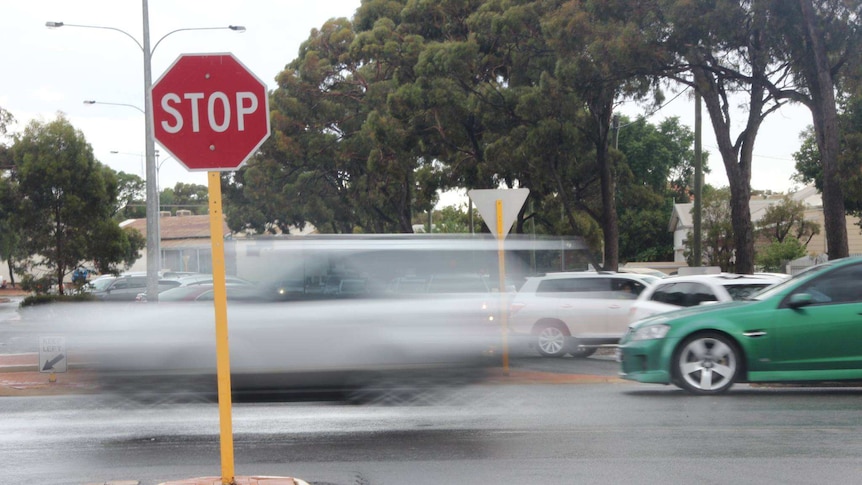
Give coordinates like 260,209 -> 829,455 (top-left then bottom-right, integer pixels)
743,331 -> 767,337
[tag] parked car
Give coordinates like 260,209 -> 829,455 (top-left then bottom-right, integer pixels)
628,273 -> 785,323
618,256 -> 862,394
508,272 -> 657,358
83,274 -> 181,301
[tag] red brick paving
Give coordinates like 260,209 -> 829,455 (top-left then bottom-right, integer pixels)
157,476 -> 308,485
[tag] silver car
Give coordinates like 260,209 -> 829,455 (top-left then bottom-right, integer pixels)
508,272 -> 657,358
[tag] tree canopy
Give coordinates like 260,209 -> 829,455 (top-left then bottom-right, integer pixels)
215,0 -> 855,271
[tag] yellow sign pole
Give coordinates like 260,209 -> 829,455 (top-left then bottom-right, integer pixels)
207,171 -> 236,485
496,200 -> 510,376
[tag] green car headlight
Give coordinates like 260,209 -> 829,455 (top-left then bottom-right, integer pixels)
632,324 -> 670,341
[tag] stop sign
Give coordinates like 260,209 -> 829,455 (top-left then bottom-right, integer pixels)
152,53 -> 270,171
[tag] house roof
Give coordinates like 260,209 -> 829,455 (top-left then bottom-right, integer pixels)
120,214 -> 231,241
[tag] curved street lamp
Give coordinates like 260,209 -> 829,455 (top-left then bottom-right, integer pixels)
83,99 -> 145,115
46,6 -> 245,303
109,150 -> 145,178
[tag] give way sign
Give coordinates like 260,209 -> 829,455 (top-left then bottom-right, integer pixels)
152,53 -> 271,171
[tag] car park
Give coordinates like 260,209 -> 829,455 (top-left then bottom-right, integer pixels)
628,273 -> 785,323
618,256 -> 862,394
508,272 -> 657,358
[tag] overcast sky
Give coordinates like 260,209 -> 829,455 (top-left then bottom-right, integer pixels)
1,0 -> 812,206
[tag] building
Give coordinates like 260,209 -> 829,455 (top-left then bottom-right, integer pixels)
120,211 -> 232,275
669,185 -> 862,264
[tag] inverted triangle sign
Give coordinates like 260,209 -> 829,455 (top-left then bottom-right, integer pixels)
468,188 -> 530,239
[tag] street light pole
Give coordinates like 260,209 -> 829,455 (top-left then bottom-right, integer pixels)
46,3 -> 245,302
141,0 -> 160,302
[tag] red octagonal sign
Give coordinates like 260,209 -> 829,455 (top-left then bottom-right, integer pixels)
152,53 -> 270,171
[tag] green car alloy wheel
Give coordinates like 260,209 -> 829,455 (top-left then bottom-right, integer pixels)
674,332 -> 741,394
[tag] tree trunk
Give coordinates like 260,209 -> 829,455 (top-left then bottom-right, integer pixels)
598,140 -> 619,271
6,260 -> 14,288
798,0 -> 849,259
691,66 -> 757,273
591,95 -> 618,271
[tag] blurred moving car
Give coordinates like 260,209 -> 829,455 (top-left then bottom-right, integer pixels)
508,272 -> 657,358
628,273 -> 785,323
60,235 -> 588,402
619,257 -> 862,394
63,297 -> 498,403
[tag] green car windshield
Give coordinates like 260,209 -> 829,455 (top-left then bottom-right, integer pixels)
751,261 -> 836,301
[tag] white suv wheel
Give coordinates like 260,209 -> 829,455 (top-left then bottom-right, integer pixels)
536,324 -> 568,357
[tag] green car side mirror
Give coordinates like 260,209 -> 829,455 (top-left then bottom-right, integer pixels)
787,292 -> 813,309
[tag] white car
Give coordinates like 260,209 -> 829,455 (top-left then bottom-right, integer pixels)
508,272 -> 658,358
628,273 -> 786,323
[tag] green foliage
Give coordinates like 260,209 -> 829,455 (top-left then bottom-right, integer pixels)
618,204 -> 674,263
160,182 -> 208,215
756,195 -> 820,247
219,1 -> 841,271
756,238 -> 807,272
420,204 -> 481,234
0,106 -> 12,136
113,171 -> 146,220
8,114 -> 145,294
19,292 -> 96,308
685,187 -> 736,271
19,274 -> 53,294
794,96 -> 862,219
615,115 -> 702,263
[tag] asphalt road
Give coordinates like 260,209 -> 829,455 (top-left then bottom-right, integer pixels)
2,376 -> 862,485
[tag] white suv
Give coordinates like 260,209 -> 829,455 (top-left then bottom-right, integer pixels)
509,272 -> 658,358
628,273 -> 785,323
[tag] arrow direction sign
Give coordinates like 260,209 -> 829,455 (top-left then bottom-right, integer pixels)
42,354 -> 65,372
39,336 -> 66,373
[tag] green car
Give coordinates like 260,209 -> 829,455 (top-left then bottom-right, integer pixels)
618,256 -> 862,394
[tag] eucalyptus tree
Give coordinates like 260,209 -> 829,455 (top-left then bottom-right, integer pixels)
113,171 -> 146,220
226,8 -> 440,234
9,115 -> 144,293
760,0 -> 861,260
532,0 -> 672,270
225,18 -> 368,234
660,0 -> 861,267
659,0 -> 798,273
755,195 -> 820,247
